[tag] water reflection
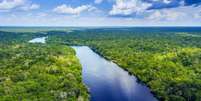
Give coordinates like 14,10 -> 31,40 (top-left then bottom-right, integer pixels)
29,37 -> 47,43
72,46 -> 157,101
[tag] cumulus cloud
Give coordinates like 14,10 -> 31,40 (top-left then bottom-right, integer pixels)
163,0 -> 172,4
0,0 -> 25,10
20,4 -> 40,11
109,0 -> 152,16
193,10 -> 201,19
145,5 -> 201,22
53,4 -> 96,15
0,0 -> 40,11
143,0 -> 201,10
147,10 -> 186,21
108,0 -> 201,18
95,0 -> 103,4
1,0 -> 201,26
146,0 -> 183,9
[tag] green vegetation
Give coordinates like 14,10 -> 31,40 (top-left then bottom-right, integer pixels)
176,33 -> 201,38
1,27 -> 201,101
47,28 -> 201,101
0,31 -> 89,101
0,31 -> 33,43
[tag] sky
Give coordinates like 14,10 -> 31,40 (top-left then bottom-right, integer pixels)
0,0 -> 201,26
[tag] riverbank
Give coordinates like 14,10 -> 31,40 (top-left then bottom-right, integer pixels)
88,46 -> 159,99
72,46 -> 157,101
43,28 -> 201,100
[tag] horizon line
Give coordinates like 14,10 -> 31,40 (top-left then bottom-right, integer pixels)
1,25 -> 201,28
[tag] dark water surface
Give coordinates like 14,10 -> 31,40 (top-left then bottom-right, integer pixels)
72,46 -> 157,101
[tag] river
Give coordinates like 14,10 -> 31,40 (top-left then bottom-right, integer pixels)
28,37 -> 157,101
29,37 -> 47,43
72,46 -> 157,101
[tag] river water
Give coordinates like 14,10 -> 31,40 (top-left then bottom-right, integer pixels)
28,37 -> 157,101
72,46 -> 157,101
29,37 -> 47,43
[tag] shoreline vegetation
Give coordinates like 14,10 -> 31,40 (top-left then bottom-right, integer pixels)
1,27 -> 201,101
0,31 -> 89,101
91,46 -> 160,98
47,28 -> 201,101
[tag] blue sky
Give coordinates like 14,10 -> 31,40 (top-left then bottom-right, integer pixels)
0,0 -> 201,26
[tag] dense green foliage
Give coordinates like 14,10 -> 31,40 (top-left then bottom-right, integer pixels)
47,28 -> 201,101
1,27 -> 201,101
0,31 -> 89,101
0,31 -> 46,44
0,31 -> 32,43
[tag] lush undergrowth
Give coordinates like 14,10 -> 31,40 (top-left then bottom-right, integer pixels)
0,32 -> 89,101
47,28 -> 201,101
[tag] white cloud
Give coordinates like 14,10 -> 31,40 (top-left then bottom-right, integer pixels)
20,4 -> 40,11
109,0 -> 152,16
95,0 -> 103,4
1,11 -> 201,26
151,0 -> 172,4
0,0 -> 25,10
146,6 -> 201,21
147,10 -> 185,21
194,10 -> 201,19
37,12 -> 48,17
163,0 -> 171,4
53,4 -> 96,15
1,1 -> 201,26
147,10 -> 162,20
30,4 -> 40,9
0,0 -> 40,11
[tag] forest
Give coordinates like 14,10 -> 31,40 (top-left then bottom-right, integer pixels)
0,31 -> 89,101
47,28 -> 201,101
1,27 -> 201,101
